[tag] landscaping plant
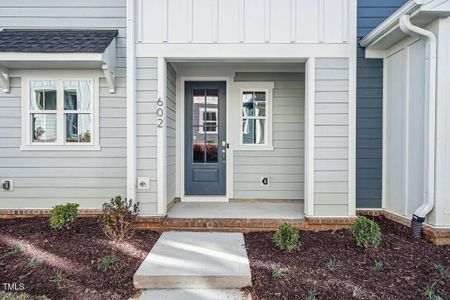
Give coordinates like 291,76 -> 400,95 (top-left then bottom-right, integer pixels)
306,287 -> 318,300
273,223 -> 300,251
349,216 -> 381,248
1,244 -> 22,259
50,270 -> 64,288
49,203 -> 79,230
102,196 -> 140,244
27,258 -> 42,268
372,260 -> 384,270
325,259 -> 341,270
271,267 -> 284,278
424,283 -> 443,300
435,263 -> 448,276
97,255 -> 118,272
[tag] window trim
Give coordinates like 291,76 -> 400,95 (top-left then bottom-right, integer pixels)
21,74 -> 100,151
236,82 -> 274,150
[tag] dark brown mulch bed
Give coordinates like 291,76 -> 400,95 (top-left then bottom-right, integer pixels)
245,216 -> 450,300
0,217 -> 159,300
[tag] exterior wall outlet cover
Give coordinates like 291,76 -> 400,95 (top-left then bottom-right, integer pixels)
137,177 -> 150,190
2,180 -> 13,191
261,177 -> 270,186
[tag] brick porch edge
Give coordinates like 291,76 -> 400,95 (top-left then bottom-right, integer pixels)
1,209 -> 449,245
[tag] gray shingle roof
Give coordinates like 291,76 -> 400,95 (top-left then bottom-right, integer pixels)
0,30 -> 118,53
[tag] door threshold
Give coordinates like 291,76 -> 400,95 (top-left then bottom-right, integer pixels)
182,196 -> 229,203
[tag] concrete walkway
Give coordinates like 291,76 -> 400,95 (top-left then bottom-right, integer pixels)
134,232 -> 252,300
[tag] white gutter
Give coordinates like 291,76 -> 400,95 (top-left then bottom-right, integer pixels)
126,0 -> 137,202
399,15 -> 437,221
360,0 -> 422,48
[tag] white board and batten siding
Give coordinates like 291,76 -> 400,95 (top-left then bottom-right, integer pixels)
233,72 -> 305,200
314,58 -> 350,217
0,0 -> 129,209
139,0 -> 350,44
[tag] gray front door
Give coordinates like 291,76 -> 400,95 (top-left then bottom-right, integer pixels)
185,81 -> 226,195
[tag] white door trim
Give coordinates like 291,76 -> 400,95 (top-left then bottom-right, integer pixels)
177,76 -> 233,202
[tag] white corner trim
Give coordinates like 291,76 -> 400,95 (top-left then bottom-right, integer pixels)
304,57 -> 315,217
157,57 -> 168,215
0,65 -> 9,93
347,0 -> 357,217
126,0 -> 137,203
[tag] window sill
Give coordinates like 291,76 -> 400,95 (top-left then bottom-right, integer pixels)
20,145 -> 101,151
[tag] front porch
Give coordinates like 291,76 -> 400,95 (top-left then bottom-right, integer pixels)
167,200 -> 305,220
135,200 -> 354,232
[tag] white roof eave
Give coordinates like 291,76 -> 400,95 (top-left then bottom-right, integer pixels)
0,39 -> 116,93
360,0 -> 450,51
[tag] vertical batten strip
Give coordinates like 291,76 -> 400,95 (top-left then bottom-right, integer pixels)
212,0 -> 219,42
318,0 -> 324,43
403,47 -> 410,216
341,0 -> 349,42
187,0 -> 193,42
162,0 -> 169,42
290,0 -> 296,43
265,0 -> 271,42
239,0 -> 245,42
137,0 -> 143,42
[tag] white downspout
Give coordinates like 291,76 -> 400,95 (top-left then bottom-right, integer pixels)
399,15 -> 437,235
126,0 -> 137,202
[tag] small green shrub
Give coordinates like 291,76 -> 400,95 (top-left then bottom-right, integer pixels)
306,287 -> 318,300
271,267 -> 284,278
102,196 -> 139,244
273,223 -> 300,252
1,244 -> 22,259
424,283 -> 443,300
27,258 -> 42,268
97,255 -> 117,272
325,259 -> 341,270
372,260 -> 384,270
49,203 -> 79,230
50,270 -> 64,288
349,216 -> 381,248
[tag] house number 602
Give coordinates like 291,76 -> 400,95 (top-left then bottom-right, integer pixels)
157,97 -> 164,128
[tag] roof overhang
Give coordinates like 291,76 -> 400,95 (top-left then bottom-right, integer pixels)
0,35 -> 116,93
359,0 -> 450,57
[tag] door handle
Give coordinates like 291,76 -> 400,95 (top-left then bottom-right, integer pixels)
222,149 -> 226,162
221,141 -> 226,163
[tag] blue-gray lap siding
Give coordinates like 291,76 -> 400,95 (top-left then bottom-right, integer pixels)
356,0 -> 407,208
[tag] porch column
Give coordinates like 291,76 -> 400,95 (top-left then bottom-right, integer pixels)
304,58 -> 315,217
157,57 -> 167,215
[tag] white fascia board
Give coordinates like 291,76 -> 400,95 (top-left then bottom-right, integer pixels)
360,0 -> 421,48
0,52 -> 103,61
